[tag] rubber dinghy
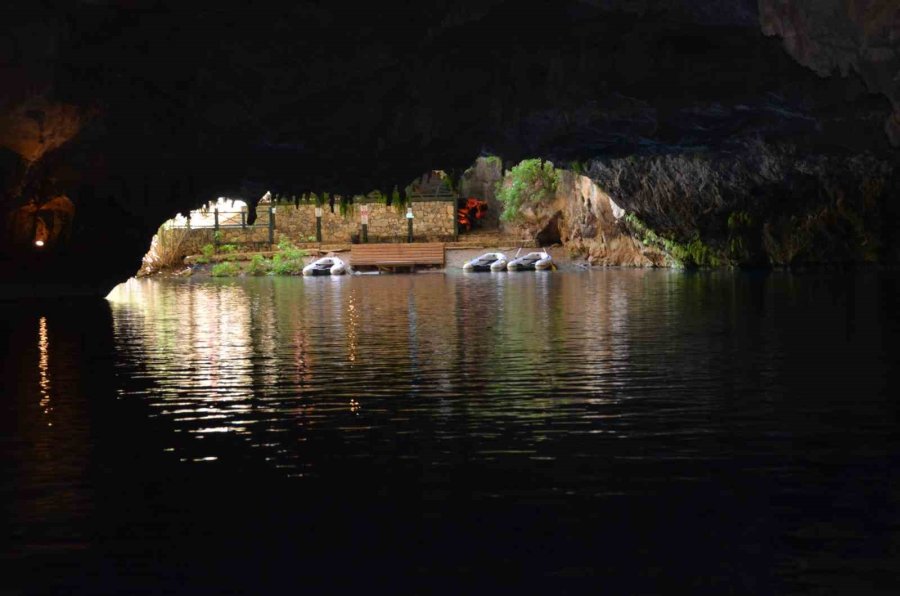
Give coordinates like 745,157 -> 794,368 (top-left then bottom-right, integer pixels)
302,256 -> 349,276
507,250 -> 554,271
462,252 -> 508,272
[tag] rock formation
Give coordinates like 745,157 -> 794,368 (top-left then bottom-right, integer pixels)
0,1 -> 897,294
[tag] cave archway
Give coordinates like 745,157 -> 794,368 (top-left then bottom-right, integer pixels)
536,211 -> 562,247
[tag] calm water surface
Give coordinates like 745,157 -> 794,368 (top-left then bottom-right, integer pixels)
2,270 -> 899,594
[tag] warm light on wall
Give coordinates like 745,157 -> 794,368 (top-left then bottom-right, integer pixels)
33,214 -> 49,247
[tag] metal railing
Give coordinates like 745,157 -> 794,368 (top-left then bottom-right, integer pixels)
175,206 -> 276,246
173,198 -> 460,247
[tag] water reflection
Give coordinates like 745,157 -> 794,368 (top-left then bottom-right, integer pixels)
111,274 -> 656,473
5,271 -> 898,592
111,271 -> 811,478
38,316 -> 52,425
2,302 -> 108,576
106,271 -> 899,481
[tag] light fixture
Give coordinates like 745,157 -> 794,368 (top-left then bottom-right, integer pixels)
34,240 -> 44,247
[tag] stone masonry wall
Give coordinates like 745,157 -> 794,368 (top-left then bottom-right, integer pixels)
180,200 -> 456,252
275,200 -> 456,243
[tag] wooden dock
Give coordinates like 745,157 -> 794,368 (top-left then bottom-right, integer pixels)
350,243 -> 445,272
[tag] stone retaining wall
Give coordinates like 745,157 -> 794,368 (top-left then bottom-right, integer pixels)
180,226 -> 272,255
180,200 -> 456,251
275,200 -> 456,243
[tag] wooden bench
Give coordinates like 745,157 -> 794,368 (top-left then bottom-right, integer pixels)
350,243 -> 445,271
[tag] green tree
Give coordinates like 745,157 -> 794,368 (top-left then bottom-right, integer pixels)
495,159 -> 560,222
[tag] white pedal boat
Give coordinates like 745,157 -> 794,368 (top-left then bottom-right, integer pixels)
507,251 -> 553,271
462,252 -> 508,272
302,256 -> 349,276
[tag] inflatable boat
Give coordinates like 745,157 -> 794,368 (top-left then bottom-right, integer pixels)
507,251 -> 554,271
302,256 -> 349,276
462,252 -> 508,272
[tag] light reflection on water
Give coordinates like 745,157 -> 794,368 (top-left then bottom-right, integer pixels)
108,272 -> 649,477
105,271 -> 898,487
7,269 -> 894,592
38,316 -> 52,425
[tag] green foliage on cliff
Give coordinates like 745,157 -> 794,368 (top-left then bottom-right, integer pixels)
483,155 -> 502,168
726,211 -> 755,264
624,213 -> 722,268
569,160 -> 589,175
674,238 -> 721,268
495,159 -> 560,222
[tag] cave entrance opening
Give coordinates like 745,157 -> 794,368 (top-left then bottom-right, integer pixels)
536,211 -> 562,246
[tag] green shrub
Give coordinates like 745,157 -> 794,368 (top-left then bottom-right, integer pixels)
194,242 -> 215,264
271,253 -> 304,275
211,262 -> 241,277
247,254 -> 271,276
219,244 -> 238,254
495,158 -> 560,222
271,239 -> 308,275
277,238 -> 308,260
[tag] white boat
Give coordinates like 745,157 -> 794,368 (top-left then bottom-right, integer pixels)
462,252 -> 508,272
302,256 -> 349,276
507,250 -> 553,271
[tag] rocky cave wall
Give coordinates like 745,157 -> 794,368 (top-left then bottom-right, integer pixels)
505,143 -> 899,268
1,0 -> 898,294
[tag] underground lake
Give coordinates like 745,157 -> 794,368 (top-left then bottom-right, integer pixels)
3,270 -> 899,593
